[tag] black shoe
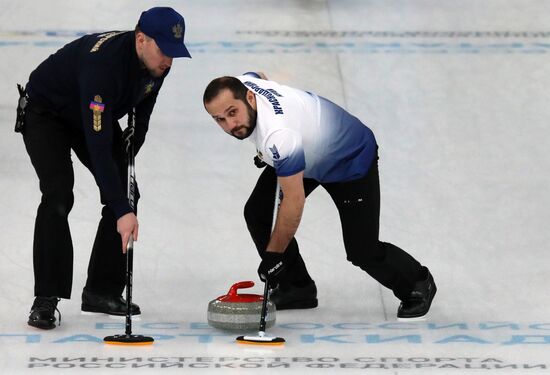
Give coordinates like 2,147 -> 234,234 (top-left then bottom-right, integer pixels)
81,289 -> 141,316
28,297 -> 61,330
397,268 -> 437,320
270,280 -> 318,310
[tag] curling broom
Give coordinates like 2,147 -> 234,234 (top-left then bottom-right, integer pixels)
236,182 -> 285,345
104,109 -> 153,346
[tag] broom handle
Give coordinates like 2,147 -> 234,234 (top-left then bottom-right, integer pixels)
258,281 -> 270,335
125,109 -> 136,336
258,182 -> 281,335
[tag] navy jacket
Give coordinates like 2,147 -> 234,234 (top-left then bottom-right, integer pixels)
26,31 -> 167,219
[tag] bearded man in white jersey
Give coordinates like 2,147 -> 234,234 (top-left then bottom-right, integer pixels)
203,72 -> 436,320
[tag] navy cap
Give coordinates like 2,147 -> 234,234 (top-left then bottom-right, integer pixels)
138,7 -> 191,58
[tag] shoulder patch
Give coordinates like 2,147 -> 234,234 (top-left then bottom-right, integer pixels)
269,144 -> 280,160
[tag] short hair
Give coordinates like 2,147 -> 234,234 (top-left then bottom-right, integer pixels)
203,76 -> 248,105
135,24 -> 152,41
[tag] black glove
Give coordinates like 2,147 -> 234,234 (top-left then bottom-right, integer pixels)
258,252 -> 285,285
122,126 -> 135,153
15,84 -> 28,133
254,155 -> 267,168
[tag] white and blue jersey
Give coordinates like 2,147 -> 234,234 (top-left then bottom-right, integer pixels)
237,74 -> 377,183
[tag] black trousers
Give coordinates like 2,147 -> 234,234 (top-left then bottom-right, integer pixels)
244,156 -> 423,301
22,108 -> 136,299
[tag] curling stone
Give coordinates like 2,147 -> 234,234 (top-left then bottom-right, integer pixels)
207,281 -> 276,331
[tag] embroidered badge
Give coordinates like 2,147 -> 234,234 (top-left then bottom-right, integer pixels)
269,144 -> 280,160
89,95 -> 104,132
90,31 -> 125,53
172,24 -> 183,39
145,81 -> 155,95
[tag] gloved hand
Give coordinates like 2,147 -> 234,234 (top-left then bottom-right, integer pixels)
254,155 -> 267,168
122,126 -> 135,153
15,84 -> 28,133
258,251 -> 285,285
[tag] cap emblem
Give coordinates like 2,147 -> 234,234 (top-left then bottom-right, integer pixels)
172,23 -> 183,39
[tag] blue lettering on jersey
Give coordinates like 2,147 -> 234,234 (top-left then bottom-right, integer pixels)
243,81 -> 284,115
269,144 -> 281,160
267,88 -> 282,97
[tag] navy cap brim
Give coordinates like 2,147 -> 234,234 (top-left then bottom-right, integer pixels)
156,39 -> 191,58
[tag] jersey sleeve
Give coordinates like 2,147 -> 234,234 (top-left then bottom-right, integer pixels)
264,129 -> 305,177
79,68 -> 132,219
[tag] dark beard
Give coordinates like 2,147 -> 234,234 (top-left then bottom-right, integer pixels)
231,101 -> 257,140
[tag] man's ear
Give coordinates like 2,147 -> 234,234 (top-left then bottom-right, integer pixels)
246,90 -> 256,109
135,31 -> 145,51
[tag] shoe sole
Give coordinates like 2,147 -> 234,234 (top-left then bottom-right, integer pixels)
275,299 -> 318,310
81,310 -> 141,319
28,321 -> 56,330
397,313 -> 429,322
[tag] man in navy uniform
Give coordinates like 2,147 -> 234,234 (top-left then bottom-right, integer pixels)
19,7 -> 191,329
